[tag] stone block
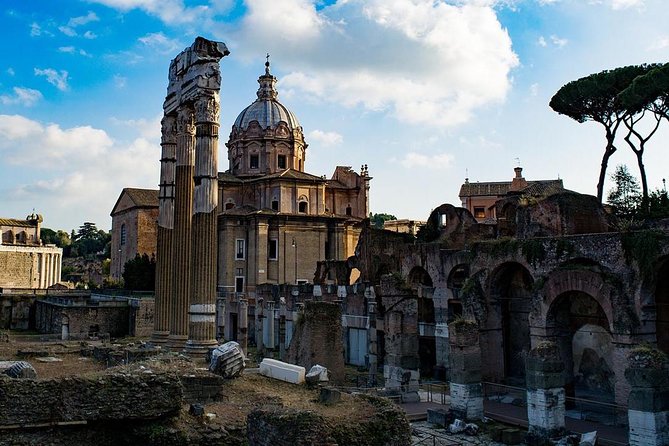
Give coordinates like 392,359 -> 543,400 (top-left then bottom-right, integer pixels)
628,388 -> 669,412
449,382 -> 483,421
526,371 -> 564,390
319,387 -> 341,405
259,358 -> 305,384
628,409 -> 669,446
626,368 -> 669,388
427,408 -> 451,427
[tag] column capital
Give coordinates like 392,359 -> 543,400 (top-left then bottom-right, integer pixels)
195,94 -> 220,124
177,106 -> 195,135
161,115 -> 177,145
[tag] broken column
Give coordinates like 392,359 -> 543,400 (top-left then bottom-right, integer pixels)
161,37 -> 229,350
525,341 -> 566,445
184,92 -> 221,356
448,319 -> 483,421
626,346 -> 669,446
152,115 -> 177,344
238,298 -> 248,355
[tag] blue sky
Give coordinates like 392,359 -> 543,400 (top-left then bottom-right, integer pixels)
1,0 -> 668,232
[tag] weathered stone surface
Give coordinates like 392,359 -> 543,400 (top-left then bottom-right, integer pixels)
0,360 -> 37,379
449,382 -> 483,421
0,366 -> 182,425
318,387 -> 341,405
209,341 -> 245,378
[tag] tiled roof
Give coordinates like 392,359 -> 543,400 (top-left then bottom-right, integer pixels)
0,218 -> 34,227
459,180 -> 564,198
124,188 -> 158,207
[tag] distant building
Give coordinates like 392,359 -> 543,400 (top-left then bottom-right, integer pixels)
458,166 -> 563,223
383,219 -> 425,236
0,213 -> 62,289
110,188 -> 159,280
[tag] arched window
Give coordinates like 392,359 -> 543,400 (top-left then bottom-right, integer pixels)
120,224 -> 126,245
271,200 -> 279,211
225,201 -> 235,210
298,201 -> 308,213
346,205 -> 352,216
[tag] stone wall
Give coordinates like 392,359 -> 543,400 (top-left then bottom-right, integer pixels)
129,297 -> 155,337
286,301 -> 345,383
247,395 -> 411,446
36,300 -> 130,337
0,367 -> 182,426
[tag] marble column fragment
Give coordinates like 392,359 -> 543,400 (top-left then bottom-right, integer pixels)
153,115 -> 177,344
448,319 -> 483,421
168,106 -> 195,349
185,94 -> 220,355
525,342 -> 566,445
626,347 -> 669,446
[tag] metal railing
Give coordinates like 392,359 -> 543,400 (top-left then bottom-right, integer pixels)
419,382 -> 449,405
411,425 -> 478,446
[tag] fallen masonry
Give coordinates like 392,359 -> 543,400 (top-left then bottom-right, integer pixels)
0,354 -> 412,446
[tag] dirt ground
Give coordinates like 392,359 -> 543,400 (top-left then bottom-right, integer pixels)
0,340 -> 106,378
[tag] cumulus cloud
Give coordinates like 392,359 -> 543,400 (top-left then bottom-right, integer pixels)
400,152 -> 453,170
34,68 -> 70,91
232,0 -> 518,127
138,32 -> 182,54
0,114 -> 158,229
59,26 -> 77,37
67,11 -> 100,27
550,34 -> 568,48
58,46 -> 91,57
88,0 -> 209,24
0,87 -> 43,107
307,129 -> 343,146
538,36 -> 547,47
6,68 -> 15,76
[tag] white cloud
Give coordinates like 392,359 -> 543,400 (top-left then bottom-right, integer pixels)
537,0 -> 560,5
611,0 -> 644,10
88,0 -> 208,24
538,36 -> 547,47
550,34 -> 568,48
138,32 -> 182,54
6,68 -> 15,76
0,87 -> 43,107
67,11 -> 100,27
113,74 -> 127,89
58,26 -> 77,37
529,83 -> 539,97
30,22 -> 45,37
647,36 -> 669,51
307,129 -> 343,146
400,152 -> 453,170
234,0 -> 518,128
83,30 -> 98,39
0,114 -> 158,229
110,114 -> 161,140
59,46 -> 76,54
34,68 -> 70,91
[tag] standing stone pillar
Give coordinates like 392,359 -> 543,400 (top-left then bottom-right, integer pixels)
448,319 -> 483,421
256,298 -> 265,354
216,296 -> 226,340
626,347 -> 669,446
239,298 -> 248,355
168,106 -> 195,349
279,298 -> 287,360
185,94 -> 220,356
153,114 -> 177,344
366,286 -> 378,386
267,301 -> 275,352
525,341 -> 566,445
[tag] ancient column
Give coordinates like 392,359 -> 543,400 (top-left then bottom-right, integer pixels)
448,319 -> 483,421
525,341 -> 566,445
152,114 -> 177,344
168,106 -> 195,349
184,94 -> 220,356
626,346 -> 669,446
239,298 -> 248,355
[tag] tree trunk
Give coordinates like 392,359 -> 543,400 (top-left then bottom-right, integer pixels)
597,143 -> 616,203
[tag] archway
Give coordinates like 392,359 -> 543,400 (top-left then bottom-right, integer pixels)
408,266 -> 436,379
486,262 -> 533,384
547,291 -> 614,403
446,264 -> 469,321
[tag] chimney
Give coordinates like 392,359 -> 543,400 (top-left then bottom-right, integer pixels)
510,166 -> 528,192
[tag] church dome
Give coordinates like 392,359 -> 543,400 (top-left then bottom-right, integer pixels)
232,61 -> 300,131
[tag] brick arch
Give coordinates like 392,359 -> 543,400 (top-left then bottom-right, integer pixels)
541,269 -> 615,333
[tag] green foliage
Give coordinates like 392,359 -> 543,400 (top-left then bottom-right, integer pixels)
40,228 -> 72,248
521,240 -> 546,267
70,222 -> 111,258
122,254 -> 156,291
607,164 -> 641,220
621,230 -> 666,280
645,188 -> 669,218
369,212 -> 397,229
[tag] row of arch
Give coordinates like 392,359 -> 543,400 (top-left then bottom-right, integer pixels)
401,255 -> 669,405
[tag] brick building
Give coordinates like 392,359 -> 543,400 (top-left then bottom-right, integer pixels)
458,166 -> 563,222
110,188 -> 159,280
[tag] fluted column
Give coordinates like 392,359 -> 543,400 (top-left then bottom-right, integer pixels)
185,94 -> 220,356
168,106 -> 195,349
153,114 -> 177,344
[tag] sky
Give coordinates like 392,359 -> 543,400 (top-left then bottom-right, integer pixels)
1,0 -> 668,232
